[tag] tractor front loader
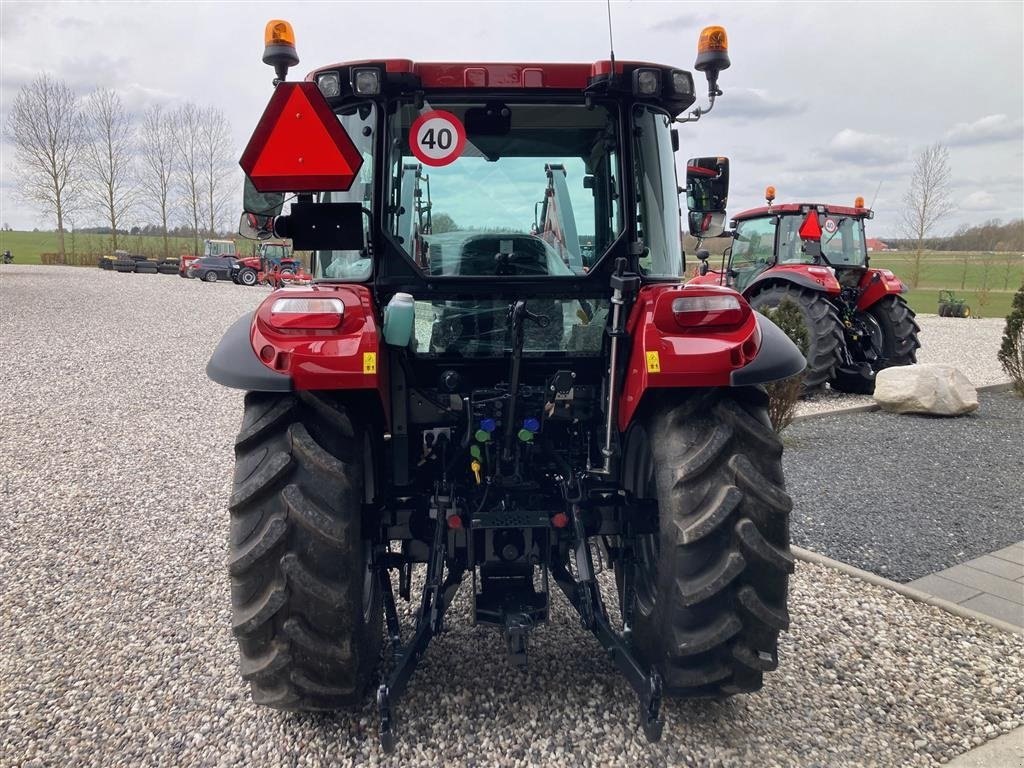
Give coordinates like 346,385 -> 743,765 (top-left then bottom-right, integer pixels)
207,20 -> 805,752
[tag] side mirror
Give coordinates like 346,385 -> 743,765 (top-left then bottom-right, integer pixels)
685,156 -> 729,238
238,212 -> 276,241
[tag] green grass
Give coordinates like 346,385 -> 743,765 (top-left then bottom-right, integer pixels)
869,251 -> 1024,292
0,229 -> 217,265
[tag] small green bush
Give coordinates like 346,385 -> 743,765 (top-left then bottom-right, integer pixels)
759,298 -> 809,432
997,283 -> 1024,395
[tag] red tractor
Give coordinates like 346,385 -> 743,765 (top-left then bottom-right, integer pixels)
689,187 -> 920,393
232,241 -> 299,286
208,20 -> 805,752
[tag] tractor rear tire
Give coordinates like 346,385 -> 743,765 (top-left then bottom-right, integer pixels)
620,388 -> 792,698
748,286 -> 842,393
228,391 -> 382,710
867,295 -> 920,369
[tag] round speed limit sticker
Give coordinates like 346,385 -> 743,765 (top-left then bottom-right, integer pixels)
823,218 -> 838,234
409,110 -> 466,167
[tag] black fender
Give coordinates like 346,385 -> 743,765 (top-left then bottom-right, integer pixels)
730,313 -> 806,386
746,271 -> 830,297
207,312 -> 291,392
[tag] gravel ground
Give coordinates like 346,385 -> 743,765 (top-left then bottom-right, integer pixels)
785,391 -> 1024,582
794,315 -> 1010,418
2,264 -> 1023,768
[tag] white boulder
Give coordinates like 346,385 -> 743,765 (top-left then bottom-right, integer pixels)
873,364 -> 979,416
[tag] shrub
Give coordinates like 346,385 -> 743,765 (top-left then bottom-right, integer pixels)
997,283 -> 1024,395
759,298 -> 809,433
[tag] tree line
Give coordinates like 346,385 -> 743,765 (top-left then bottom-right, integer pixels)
888,218 -> 1023,253
4,73 -> 237,259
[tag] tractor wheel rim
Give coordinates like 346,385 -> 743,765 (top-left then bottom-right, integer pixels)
861,313 -> 884,358
634,533 -> 659,616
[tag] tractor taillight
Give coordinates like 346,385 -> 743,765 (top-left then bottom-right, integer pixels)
269,297 -> 344,330
672,294 -> 749,328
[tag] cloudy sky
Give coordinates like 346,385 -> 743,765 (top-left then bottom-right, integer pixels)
1,0 -> 1022,238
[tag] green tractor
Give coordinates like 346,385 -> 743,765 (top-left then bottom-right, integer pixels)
937,290 -> 971,318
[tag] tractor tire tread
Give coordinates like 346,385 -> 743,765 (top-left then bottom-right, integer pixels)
624,388 -> 792,699
227,392 -> 381,711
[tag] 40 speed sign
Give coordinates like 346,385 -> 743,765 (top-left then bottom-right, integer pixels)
409,110 -> 466,167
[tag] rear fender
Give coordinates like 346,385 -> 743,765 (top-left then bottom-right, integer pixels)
206,284 -> 389,418
617,284 -> 803,430
746,264 -> 841,297
856,268 -> 907,310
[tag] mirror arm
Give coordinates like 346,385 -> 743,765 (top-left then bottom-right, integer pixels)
676,91 -> 718,124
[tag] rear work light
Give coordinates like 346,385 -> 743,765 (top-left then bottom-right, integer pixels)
633,68 -> 661,97
316,71 -> 341,98
670,70 -> 694,98
269,297 -> 344,330
672,293 -> 749,328
351,67 -> 382,95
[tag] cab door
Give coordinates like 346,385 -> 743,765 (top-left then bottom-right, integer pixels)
728,216 -> 777,292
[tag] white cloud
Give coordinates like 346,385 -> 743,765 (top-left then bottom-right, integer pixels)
715,88 -> 806,121
960,190 -> 999,211
944,114 -> 1024,147
824,129 -> 907,165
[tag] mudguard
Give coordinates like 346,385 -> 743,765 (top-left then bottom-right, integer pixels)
617,284 -> 803,430
746,264 -> 841,297
729,313 -> 807,386
856,268 -> 907,311
207,312 -> 291,392
206,285 -> 388,422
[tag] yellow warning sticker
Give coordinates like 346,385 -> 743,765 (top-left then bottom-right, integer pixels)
363,352 -> 377,374
646,351 -> 661,373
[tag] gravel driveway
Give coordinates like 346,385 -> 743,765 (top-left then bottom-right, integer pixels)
785,392 -> 1024,581
1,265 -> 1022,767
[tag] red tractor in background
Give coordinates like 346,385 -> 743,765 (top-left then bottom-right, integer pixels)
689,187 -> 920,393
231,241 -> 300,286
207,20 -> 806,752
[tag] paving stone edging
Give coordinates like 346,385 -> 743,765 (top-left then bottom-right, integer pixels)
792,545 -> 1023,635
791,381 -> 1016,423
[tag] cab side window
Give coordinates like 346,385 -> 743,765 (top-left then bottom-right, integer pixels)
731,217 -> 776,269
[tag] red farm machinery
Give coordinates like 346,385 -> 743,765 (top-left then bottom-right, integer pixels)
689,187 -> 920,393
207,20 -> 805,751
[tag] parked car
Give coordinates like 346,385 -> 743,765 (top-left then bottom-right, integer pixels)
188,256 -> 237,282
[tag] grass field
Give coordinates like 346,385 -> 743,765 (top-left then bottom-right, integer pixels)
0,229 -> 268,265
2,229 -> 1021,317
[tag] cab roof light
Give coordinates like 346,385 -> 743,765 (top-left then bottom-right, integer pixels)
854,196 -> 865,209
633,68 -> 662,97
670,70 -> 694,98
316,71 -> 341,98
351,67 -> 382,96
765,185 -> 776,205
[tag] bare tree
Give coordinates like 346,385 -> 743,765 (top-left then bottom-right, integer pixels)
900,143 -> 953,288
83,88 -> 136,252
198,106 -> 234,237
138,104 -> 177,259
171,102 -> 203,255
4,74 -> 85,259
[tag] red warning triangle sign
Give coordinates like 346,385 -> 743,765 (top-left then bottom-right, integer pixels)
798,209 -> 822,241
240,82 -> 363,193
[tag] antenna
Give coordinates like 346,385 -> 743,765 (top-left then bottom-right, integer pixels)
606,0 -> 616,80
869,180 -> 883,210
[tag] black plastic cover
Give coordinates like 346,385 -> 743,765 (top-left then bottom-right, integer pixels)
206,312 -> 292,392
730,313 -> 806,387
